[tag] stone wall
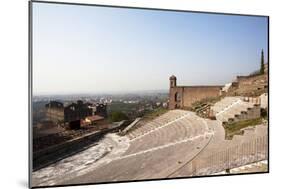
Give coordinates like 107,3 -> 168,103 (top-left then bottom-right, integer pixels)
228,74 -> 268,97
237,74 -> 268,89
169,85 -> 222,109
182,86 -> 222,107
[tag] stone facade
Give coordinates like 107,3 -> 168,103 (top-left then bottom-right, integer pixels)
169,75 -> 223,109
45,100 -> 93,129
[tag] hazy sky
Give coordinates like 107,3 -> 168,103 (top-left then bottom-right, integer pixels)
32,2 -> 268,95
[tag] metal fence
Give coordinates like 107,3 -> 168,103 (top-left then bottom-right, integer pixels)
191,135 -> 268,176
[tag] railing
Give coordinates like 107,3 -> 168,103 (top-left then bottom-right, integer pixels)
191,135 -> 268,176
195,104 -> 213,118
121,118 -> 141,135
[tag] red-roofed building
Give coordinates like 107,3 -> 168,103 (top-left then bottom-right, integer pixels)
85,115 -> 105,125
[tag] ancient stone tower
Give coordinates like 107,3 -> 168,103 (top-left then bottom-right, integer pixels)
169,75 -> 180,109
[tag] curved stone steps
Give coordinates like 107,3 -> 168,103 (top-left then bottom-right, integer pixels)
124,114 -> 208,156
127,110 -> 190,139
63,135 -> 212,184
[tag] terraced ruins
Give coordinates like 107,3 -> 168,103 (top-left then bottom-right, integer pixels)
32,94 -> 268,187
32,61 -> 269,187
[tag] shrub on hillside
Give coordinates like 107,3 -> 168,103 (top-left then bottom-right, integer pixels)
110,111 -> 129,122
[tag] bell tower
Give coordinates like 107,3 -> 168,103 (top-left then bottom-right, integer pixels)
169,75 -> 177,88
169,75 -> 177,110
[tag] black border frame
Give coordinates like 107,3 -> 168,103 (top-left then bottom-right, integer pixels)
28,0 -> 270,188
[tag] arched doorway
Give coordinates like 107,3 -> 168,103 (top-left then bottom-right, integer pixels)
175,92 -> 181,102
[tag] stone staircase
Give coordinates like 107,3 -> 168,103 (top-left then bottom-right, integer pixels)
212,97 -> 261,124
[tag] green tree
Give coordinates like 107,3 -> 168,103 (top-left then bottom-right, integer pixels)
110,111 -> 128,122
260,49 -> 265,74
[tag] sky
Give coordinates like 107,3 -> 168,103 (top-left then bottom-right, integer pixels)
32,2 -> 268,95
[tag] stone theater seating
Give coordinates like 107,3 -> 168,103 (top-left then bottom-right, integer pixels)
124,112 -> 209,155
36,107 -> 267,186
64,111 -> 214,184
127,110 -> 189,139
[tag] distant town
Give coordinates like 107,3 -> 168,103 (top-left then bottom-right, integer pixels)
33,92 -> 169,127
